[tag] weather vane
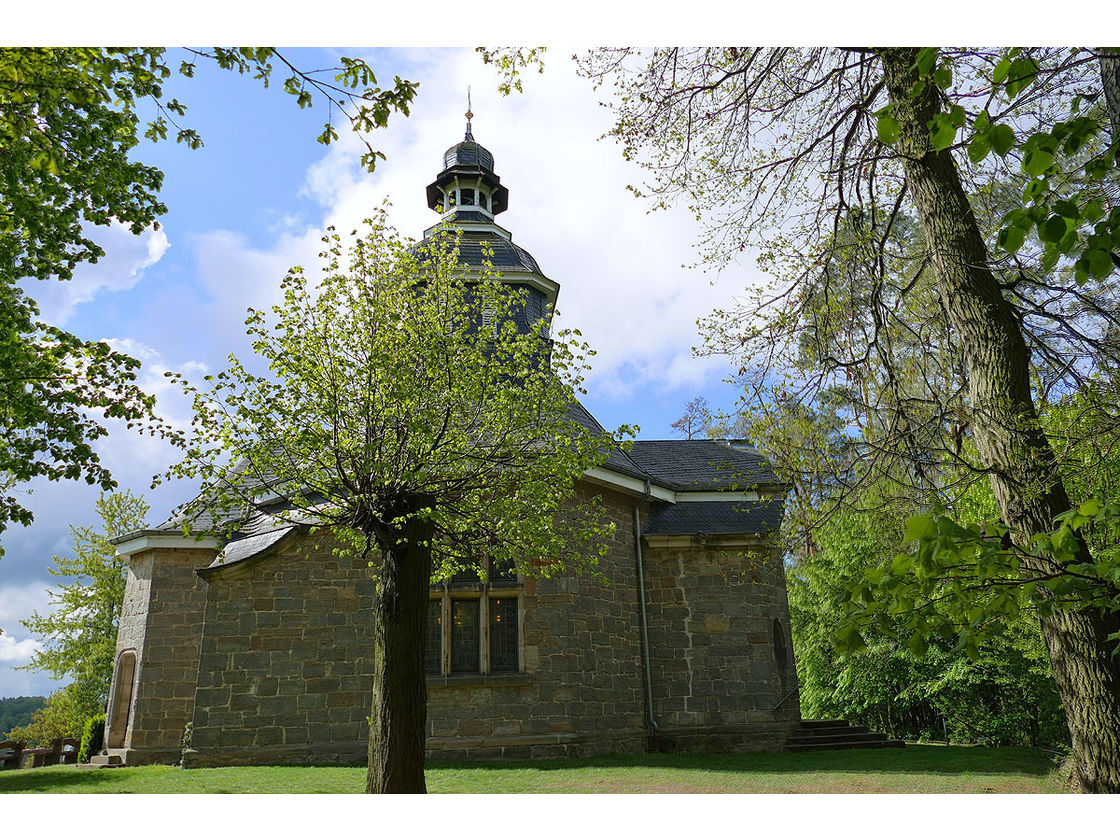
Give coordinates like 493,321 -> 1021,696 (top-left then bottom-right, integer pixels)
465,86 -> 474,140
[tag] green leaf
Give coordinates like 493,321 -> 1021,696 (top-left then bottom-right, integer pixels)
1079,499 -> 1102,518
968,133 -> 991,164
1023,148 -> 1054,177
934,63 -> 953,90
1005,56 -> 1040,98
992,57 -> 1011,85
1083,199 -> 1105,224
876,113 -> 900,145
929,113 -> 958,151
989,124 -> 1016,156
905,513 -> 937,543
915,48 -> 938,76
907,632 -> 929,657
998,225 -> 1026,254
1053,199 -> 1080,219
1086,248 -> 1115,279
1039,215 -> 1068,244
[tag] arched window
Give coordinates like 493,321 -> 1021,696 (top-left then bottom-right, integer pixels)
772,618 -> 789,671
106,650 -> 137,749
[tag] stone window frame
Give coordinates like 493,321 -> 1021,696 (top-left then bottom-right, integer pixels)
427,562 -> 524,678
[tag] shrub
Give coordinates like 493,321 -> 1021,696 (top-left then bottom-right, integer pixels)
77,714 -> 106,764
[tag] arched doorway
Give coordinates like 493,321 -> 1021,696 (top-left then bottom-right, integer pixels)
106,651 -> 137,749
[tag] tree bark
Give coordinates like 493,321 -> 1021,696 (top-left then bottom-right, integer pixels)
878,47 -> 1120,793
1099,48 -> 1120,142
366,511 -> 434,794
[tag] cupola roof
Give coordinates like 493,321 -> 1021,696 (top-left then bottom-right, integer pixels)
426,109 -> 509,215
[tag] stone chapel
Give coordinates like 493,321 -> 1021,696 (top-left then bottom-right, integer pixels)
103,121 -> 803,767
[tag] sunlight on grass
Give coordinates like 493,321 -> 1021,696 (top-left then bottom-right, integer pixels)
0,746 -> 1066,794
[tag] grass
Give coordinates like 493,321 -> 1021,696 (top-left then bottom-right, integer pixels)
0,745 -> 1067,794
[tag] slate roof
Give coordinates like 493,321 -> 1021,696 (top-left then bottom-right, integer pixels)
566,401 -> 650,480
210,525 -> 296,569
443,140 -> 495,172
418,229 -> 542,275
642,499 -> 785,537
627,439 -> 782,492
445,210 -> 493,225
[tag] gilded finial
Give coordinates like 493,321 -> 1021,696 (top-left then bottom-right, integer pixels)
465,86 -> 474,141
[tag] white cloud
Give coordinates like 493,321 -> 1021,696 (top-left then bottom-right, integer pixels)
0,582 -> 52,696
29,221 -> 170,326
225,49 -> 753,411
0,633 -> 40,665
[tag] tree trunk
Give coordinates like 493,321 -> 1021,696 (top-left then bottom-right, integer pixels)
878,47 -> 1120,793
366,512 -> 434,794
1099,48 -> 1120,142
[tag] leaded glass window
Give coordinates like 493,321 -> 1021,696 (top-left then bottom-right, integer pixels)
489,597 -> 518,673
451,599 -> 480,673
425,600 -> 442,675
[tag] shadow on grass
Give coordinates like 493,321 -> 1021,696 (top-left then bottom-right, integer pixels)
0,766 -> 129,793
428,746 -> 1059,778
0,746 -> 1059,794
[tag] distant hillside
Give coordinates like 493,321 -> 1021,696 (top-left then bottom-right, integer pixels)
0,696 -> 47,739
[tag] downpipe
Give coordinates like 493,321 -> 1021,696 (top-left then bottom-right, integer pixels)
634,481 -> 661,752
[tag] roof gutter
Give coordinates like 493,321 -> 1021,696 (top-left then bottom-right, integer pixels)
633,479 -> 661,751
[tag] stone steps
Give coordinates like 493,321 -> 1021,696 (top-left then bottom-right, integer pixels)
785,719 -> 905,752
77,750 -> 126,769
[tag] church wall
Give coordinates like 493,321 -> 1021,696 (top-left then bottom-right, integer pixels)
185,541 -> 378,767
641,536 -> 802,752
179,484 -> 798,768
106,551 -> 152,750
110,546 -> 214,763
183,484 -> 649,767
424,483 -> 647,760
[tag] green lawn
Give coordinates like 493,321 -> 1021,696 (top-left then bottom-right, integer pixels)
0,746 -> 1067,794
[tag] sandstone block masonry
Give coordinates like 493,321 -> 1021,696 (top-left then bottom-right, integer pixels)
106,546 -> 215,764
643,534 -> 801,752
112,484 -> 799,768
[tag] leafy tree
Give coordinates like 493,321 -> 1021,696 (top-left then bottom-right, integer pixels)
569,47 -> 1120,791
13,490 -> 149,742
0,48 -> 417,536
163,214 -> 625,793
790,492 -> 1066,747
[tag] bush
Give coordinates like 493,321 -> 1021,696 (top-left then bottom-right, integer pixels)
77,714 -> 106,764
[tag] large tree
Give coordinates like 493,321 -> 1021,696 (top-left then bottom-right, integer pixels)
12,490 -> 149,744
163,214 -> 623,793
0,48 -> 417,539
572,47 -> 1120,791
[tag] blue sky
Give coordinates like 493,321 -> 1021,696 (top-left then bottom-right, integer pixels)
0,47 -> 759,697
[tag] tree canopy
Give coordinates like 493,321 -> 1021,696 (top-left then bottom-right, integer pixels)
163,212 -> 625,792
0,48 -> 417,538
